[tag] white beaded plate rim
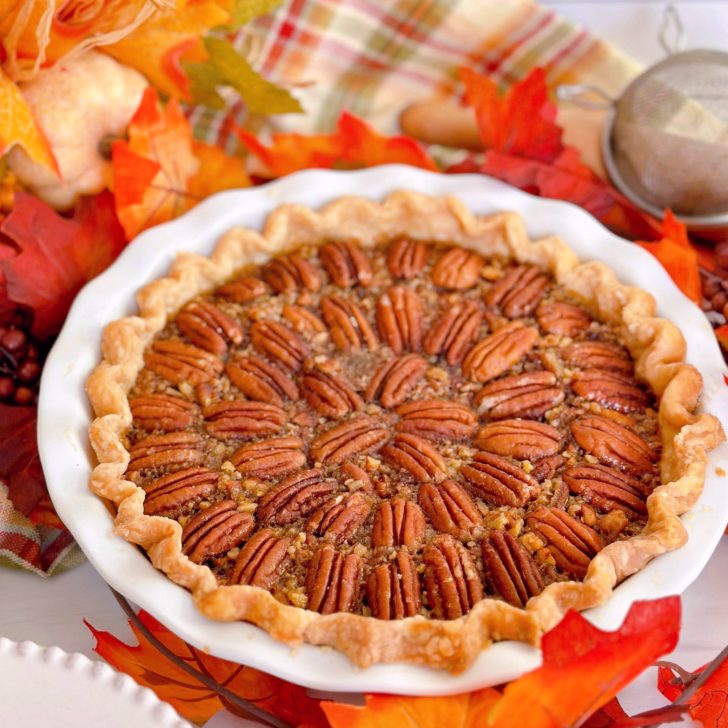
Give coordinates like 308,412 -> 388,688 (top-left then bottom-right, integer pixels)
38,165 -> 728,696
0,637 -> 191,727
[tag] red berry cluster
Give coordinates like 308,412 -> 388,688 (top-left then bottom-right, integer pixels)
0,324 -> 43,406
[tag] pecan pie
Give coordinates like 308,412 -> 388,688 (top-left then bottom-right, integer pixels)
87,191 -> 724,672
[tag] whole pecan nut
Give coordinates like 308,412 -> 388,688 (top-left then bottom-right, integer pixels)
217,277 -> 267,303
128,432 -> 204,473
462,321 -> 539,383
181,500 -> 254,563
386,238 -> 429,279
129,393 -> 195,432
482,530 -> 544,607
431,248 -> 484,290
320,295 -> 378,351
226,356 -> 299,407
281,304 -> 326,335
563,463 -> 651,516
262,253 -> 321,293
423,300 -> 483,365
366,549 -> 421,619
395,399 -> 476,441
307,491 -> 371,543
474,419 -> 562,461
320,240 -> 373,287
250,320 -> 309,371
536,301 -> 591,336
376,286 -> 423,354
229,528 -> 292,589
310,416 -> 389,465
474,370 -> 564,420
418,479 -> 480,539
306,545 -> 363,614
484,265 -> 548,318
257,468 -> 336,525
203,400 -> 286,440
381,433 -> 448,482
144,340 -> 224,385
371,497 -> 426,549
230,436 -> 306,479
176,301 -> 243,355
563,341 -> 632,374
460,450 -> 539,507
365,353 -> 427,407
572,369 -> 649,413
143,467 -> 218,516
301,368 -> 363,418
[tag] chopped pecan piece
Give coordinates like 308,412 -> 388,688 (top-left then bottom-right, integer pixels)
320,240 -> 372,287
306,545 -> 363,614
474,419 -> 562,461
395,399 -> 476,441
474,370 -> 564,420
250,320 -> 309,371
203,400 -> 285,440
376,286 -> 423,354
381,433 -> 447,482
365,353 -> 427,407
563,341 -> 632,374
340,461 -> 374,493
572,370 -> 649,413
320,296 -> 378,351
176,301 -> 243,355
527,507 -> 604,579
217,277 -> 267,303
226,356 -> 299,407
257,468 -> 336,525
306,492 -> 371,543
460,451 -> 539,507
570,415 -> 657,475
531,454 -> 564,483
230,436 -> 306,479
386,238 -> 429,279
537,301 -> 591,336
484,265 -> 548,317
418,479 -> 480,539
282,304 -> 326,335
462,321 -> 539,383
229,529 -> 292,589
301,367 -> 363,418
431,248 -> 484,290
128,432 -> 204,473
143,467 -> 218,516
129,393 -> 195,432
371,497 -> 426,549
366,549 -> 421,619
310,416 -> 389,465
262,253 -> 321,293
482,531 -> 543,607
423,535 -> 484,619
181,500 -> 254,563
423,300 -> 483,365
144,340 -> 224,385
563,464 -> 651,516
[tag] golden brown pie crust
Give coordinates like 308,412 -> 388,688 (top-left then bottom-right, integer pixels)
87,191 -> 724,672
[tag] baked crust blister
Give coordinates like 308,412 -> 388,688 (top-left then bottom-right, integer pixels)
87,191 -> 724,673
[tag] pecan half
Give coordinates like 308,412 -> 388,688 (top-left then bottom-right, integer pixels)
230,436 -> 306,479
128,432 -> 204,473
570,415 -> 657,475
129,393 -> 195,432
306,492 -> 371,543
310,416 -> 389,465
367,549 -> 421,619
537,301 -> 591,336
474,419 -> 562,461
474,370 -> 564,420
531,453 -> 564,483
320,296 -> 378,351
250,320 -> 309,371
143,467 -> 218,516
340,461 -> 374,493
306,545 -> 363,614
181,500 -> 254,563
376,286 -> 423,354
217,277 -> 267,303
395,399 -> 476,441
462,321 -> 539,383
144,340 -> 224,385
226,355 -> 299,407
176,301 -> 243,355
257,468 -> 336,525
301,368 -> 363,418
365,353 -> 427,408
381,433 -> 447,482
282,304 -> 326,335
229,529 -> 292,589
563,341 -> 632,374
431,248 -> 484,290
563,464 -> 651,516
262,253 -> 321,293
423,300 -> 483,365
386,238 -> 429,279
482,530 -> 543,607
423,535 -> 484,619
460,451 -> 539,507
418,479 -> 480,538
572,370 -> 649,413
371,497 -> 426,549
320,240 -> 372,287
203,400 -> 285,440
527,507 -> 604,579
484,265 -> 548,317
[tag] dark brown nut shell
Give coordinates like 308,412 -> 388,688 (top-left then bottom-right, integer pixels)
310,416 -> 390,465
320,240 -> 372,287
484,265 -> 548,318
572,369 -> 649,413
127,431 -> 204,473
144,340 -> 224,385
563,341 -> 633,374
320,296 -> 378,351
226,355 -> 299,407
376,286 -> 423,354
250,320 -> 309,372
386,238 -> 429,279
143,467 -> 218,516
381,432 -> 448,482
230,436 -> 306,479
536,301 -> 591,336
462,321 -> 539,383
563,463 -> 651,516
474,419 -> 562,461
217,277 -> 267,303
256,468 -> 336,525
181,500 -> 254,563
176,301 -> 243,355
371,497 -> 426,549
229,529 -> 292,589
482,530 -> 543,607
306,545 -> 363,614
418,479 -> 481,539
460,450 -> 539,507
262,253 -> 321,293
306,492 -> 371,543
301,368 -> 363,418
366,549 -> 421,619
129,393 -> 195,432
431,248 -> 484,290
475,370 -> 564,420
365,353 -> 427,408
203,400 -> 286,440
423,300 -> 483,366
395,399 -> 477,441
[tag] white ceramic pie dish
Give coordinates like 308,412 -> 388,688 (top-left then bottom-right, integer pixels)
39,166 -> 728,695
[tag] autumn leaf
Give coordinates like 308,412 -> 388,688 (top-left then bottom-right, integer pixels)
231,0 -> 284,25
188,141 -> 250,198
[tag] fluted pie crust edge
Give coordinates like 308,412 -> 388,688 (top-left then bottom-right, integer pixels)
86,191 -> 725,673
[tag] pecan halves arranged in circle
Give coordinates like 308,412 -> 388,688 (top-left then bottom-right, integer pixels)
418,479 -> 481,539
176,301 -> 243,355
301,367 -> 363,418
570,415 -> 657,475
536,301 -> 591,336
484,265 -> 548,318
572,370 -> 649,413
250,320 -> 309,372
226,355 -> 299,407
257,468 -> 336,525
423,300 -> 483,366
431,247 -> 484,290
128,432 -> 205,473
310,416 -> 389,465
381,433 -> 448,482
482,530 -> 544,607
527,507 -> 604,580
366,549 -> 421,619
143,467 -> 218,516
462,321 -> 539,383
181,500 -> 254,563
144,340 -> 224,385
563,341 -> 632,374
229,528 -> 292,589
217,277 -> 267,303
306,545 -> 363,614
281,304 -> 326,335
203,400 -> 286,440
320,240 -> 372,287
474,418 -> 562,461
386,238 -> 429,279
262,252 -> 321,293
376,286 -> 423,354
230,436 -> 306,479
474,370 -> 564,420
365,353 -> 427,408
129,393 -> 195,432
320,295 -> 378,351
423,535 -> 484,619
307,492 -> 371,543
395,399 -> 477,441
563,464 -> 651,516
371,497 -> 426,549
460,451 -> 539,507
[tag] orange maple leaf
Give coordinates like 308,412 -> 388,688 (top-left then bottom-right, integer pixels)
188,140 -> 250,199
